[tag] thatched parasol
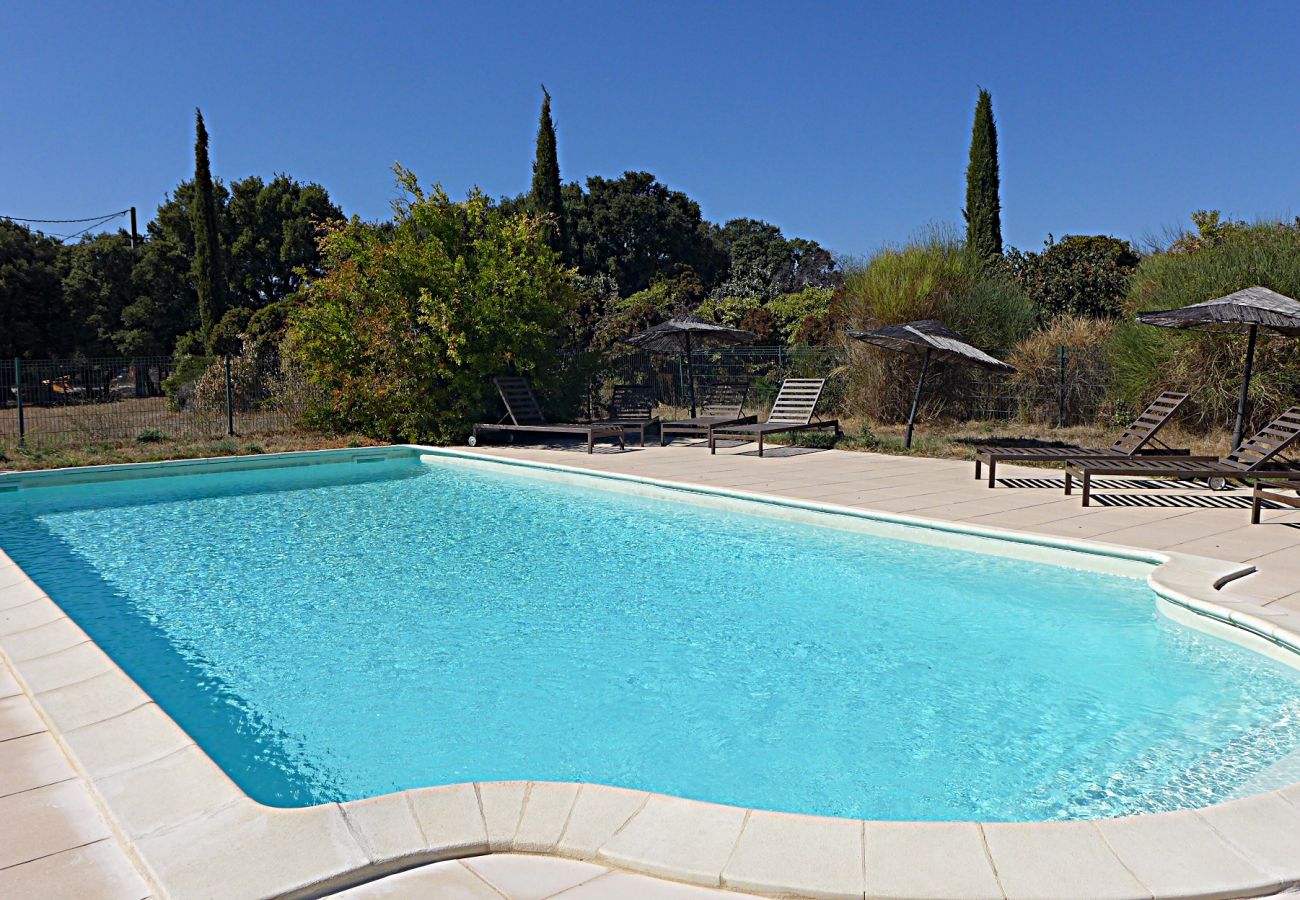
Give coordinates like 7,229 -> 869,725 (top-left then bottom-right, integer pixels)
621,316 -> 758,416
1136,286 -> 1300,448
847,319 -> 1016,448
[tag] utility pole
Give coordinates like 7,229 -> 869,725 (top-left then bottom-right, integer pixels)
129,207 -> 139,250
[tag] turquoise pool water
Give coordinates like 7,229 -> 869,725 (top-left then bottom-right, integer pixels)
2,452 -> 1299,821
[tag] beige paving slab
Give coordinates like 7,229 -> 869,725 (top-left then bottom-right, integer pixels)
0,838 -> 151,900
556,785 -> 649,859
982,821 -> 1151,900
464,853 -> 608,899
862,821 -> 1003,900
597,795 -> 748,887
0,616 -> 87,662
37,669 -> 151,732
1097,811 -> 1282,899
721,809 -> 863,899
478,780 -> 530,851
552,869 -> 758,898
94,743 -> 245,840
513,781 -> 582,853
0,691 -> 47,740
15,639 -> 117,693
0,660 -> 19,697
0,730 -> 75,798
333,859 -> 504,898
62,702 -> 193,779
1199,792 -> 1300,881
341,791 -> 429,871
0,598 -> 65,635
407,782 -> 491,858
0,779 -> 113,870
136,799 -> 369,899
0,575 -> 47,609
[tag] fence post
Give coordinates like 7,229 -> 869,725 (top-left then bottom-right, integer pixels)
1057,345 -> 1067,428
224,354 -> 235,436
13,359 -> 24,444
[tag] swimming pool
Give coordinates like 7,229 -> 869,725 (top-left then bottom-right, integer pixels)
1,449 -> 1297,822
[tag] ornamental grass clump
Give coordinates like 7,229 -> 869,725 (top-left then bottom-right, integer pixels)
1112,216 -> 1300,430
837,229 -> 1033,422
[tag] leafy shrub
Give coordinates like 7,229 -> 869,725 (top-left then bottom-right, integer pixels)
1114,216 -> 1300,429
134,429 -> 166,443
837,229 -> 1033,422
1004,235 -> 1139,320
207,306 -> 254,355
1008,316 -> 1115,424
286,167 -> 574,443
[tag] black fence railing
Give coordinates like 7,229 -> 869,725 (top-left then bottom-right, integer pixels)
0,355 -> 316,448
2,345 -> 1116,450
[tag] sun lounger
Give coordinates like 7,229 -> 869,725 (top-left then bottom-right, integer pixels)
660,381 -> 756,446
1251,480 -> 1300,524
709,378 -> 840,457
975,391 -> 1190,487
471,376 -> 625,454
1064,406 -> 1300,505
590,384 -> 659,446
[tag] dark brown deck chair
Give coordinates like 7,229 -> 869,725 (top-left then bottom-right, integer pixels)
1251,480 -> 1300,524
471,376 -> 625,454
1065,406 -> 1300,506
975,391 -> 1191,487
589,384 -> 659,447
709,378 -> 840,457
660,381 -> 756,446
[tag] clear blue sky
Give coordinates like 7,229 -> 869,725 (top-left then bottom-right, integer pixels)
3,1 -> 1297,256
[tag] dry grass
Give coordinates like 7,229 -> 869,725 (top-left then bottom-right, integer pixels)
0,429 -> 386,473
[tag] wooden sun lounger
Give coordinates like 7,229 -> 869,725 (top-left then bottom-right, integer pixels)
975,391 -> 1190,487
1251,481 -> 1300,524
709,378 -> 840,458
589,384 -> 660,447
471,376 -> 625,454
1064,406 -> 1300,506
660,381 -> 756,446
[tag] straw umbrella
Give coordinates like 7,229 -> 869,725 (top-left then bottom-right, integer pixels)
847,319 -> 1016,448
621,316 -> 758,417
1136,286 -> 1300,449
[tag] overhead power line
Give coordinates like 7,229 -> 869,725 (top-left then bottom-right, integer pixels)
1,208 -> 135,244
1,210 -> 131,224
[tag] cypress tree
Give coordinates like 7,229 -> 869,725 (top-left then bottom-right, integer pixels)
530,86 -> 568,256
963,88 -> 1003,261
192,108 -> 227,341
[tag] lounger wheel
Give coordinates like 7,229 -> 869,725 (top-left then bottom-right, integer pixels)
1207,476 -> 1227,491
467,436 -> 478,447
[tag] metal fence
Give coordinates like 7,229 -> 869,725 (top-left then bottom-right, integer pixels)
1,344 -> 1115,449
607,344 -> 1113,427
0,355 -> 316,448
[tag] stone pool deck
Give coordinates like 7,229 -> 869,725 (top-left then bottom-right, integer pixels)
1,442 -> 1299,899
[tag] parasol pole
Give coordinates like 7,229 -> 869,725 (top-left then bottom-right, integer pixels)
904,348 -> 932,450
1232,323 -> 1258,450
684,331 -> 697,417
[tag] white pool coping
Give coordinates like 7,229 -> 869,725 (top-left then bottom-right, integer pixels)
3,444 -> 1300,899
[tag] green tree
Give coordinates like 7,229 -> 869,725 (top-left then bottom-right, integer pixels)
191,108 -> 228,341
963,88 -> 1003,261
0,220 -> 66,358
61,231 -> 138,356
530,86 -> 568,257
567,171 -> 725,296
226,174 -> 342,308
711,218 -> 839,301
1005,234 -> 1140,320
286,167 -> 574,442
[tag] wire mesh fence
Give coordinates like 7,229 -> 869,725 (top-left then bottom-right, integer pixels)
0,354 -> 317,448
1,344 -> 1116,450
